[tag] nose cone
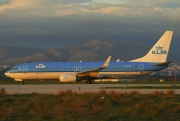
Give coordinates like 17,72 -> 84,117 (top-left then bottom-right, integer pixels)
5,72 -> 8,76
5,71 -> 10,77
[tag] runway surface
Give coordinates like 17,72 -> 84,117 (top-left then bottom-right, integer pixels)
1,84 -> 180,94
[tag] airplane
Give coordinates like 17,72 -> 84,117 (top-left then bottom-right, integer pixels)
5,31 -> 173,84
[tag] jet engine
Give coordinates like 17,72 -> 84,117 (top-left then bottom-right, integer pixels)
59,74 -> 76,82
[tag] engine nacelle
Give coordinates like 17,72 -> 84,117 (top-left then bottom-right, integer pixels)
59,74 -> 76,83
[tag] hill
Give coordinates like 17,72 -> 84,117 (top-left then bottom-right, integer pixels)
0,40 -> 180,66
0,44 -> 41,61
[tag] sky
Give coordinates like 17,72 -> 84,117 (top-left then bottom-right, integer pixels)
0,0 -> 180,54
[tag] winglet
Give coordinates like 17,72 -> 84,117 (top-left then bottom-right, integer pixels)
102,56 -> 111,68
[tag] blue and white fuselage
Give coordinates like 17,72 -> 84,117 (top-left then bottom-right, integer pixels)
5,31 -> 173,84
5,61 -> 169,82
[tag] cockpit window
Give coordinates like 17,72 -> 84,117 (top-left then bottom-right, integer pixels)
12,67 -> 18,70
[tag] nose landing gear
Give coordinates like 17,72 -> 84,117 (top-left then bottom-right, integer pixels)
21,81 -> 24,85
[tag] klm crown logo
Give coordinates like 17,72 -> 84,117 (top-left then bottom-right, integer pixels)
156,46 -> 163,50
152,46 -> 167,54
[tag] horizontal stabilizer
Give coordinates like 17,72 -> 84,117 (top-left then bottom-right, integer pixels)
154,60 -> 173,66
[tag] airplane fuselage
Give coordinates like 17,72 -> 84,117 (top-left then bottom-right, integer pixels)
5,61 -> 167,81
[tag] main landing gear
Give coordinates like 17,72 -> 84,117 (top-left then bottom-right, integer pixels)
86,80 -> 93,84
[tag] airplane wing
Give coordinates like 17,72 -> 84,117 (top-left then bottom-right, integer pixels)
154,60 -> 173,66
76,56 -> 111,77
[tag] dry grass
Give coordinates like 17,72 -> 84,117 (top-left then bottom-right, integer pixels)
152,90 -> 164,97
59,89 -> 73,95
0,90 -> 180,121
165,90 -> 175,98
0,88 -> 6,95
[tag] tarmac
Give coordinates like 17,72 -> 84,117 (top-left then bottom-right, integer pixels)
1,84 -> 180,94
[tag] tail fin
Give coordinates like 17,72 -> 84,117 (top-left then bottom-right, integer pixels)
130,31 -> 173,62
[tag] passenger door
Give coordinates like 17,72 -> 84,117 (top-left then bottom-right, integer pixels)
139,64 -> 144,73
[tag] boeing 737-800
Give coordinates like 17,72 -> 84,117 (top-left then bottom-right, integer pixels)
5,31 -> 173,84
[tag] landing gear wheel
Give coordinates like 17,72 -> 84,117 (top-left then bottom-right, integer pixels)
86,80 -> 93,84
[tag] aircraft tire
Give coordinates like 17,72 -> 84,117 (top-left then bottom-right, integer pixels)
86,80 -> 93,84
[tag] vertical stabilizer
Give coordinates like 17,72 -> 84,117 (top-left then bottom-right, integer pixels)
130,31 -> 173,62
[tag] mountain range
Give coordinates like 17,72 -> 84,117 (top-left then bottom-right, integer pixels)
0,39 -> 180,66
